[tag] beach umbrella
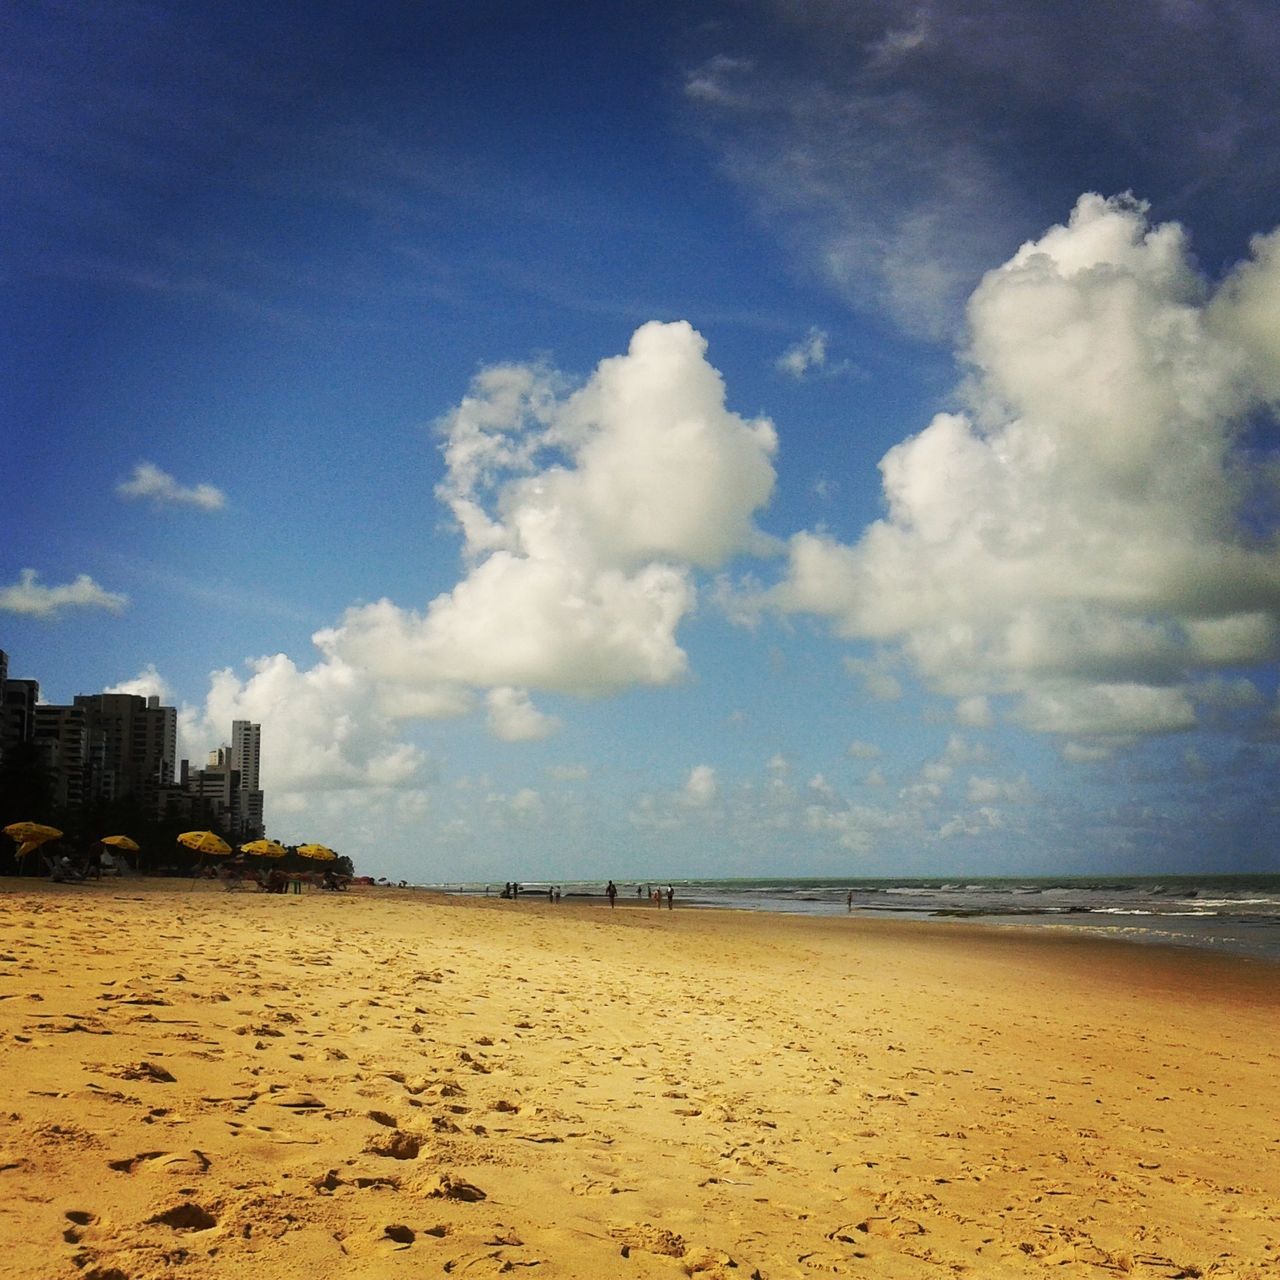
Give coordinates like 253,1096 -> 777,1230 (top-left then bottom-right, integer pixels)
5,821 -> 63,847
177,830 -> 231,857
297,843 -> 338,862
4,822 -> 62,859
240,839 -> 287,858
100,835 -> 140,852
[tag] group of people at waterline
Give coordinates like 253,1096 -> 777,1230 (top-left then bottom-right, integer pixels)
497,881 -> 675,909
620,881 -> 675,909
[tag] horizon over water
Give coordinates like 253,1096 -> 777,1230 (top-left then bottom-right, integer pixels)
423,873 -> 1280,962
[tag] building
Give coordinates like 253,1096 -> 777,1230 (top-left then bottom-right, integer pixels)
72,694 -> 177,817
231,720 -> 260,791
230,720 -> 264,837
31,704 -> 90,811
176,730 -> 264,840
1,652 -> 267,839
0,650 -> 39,764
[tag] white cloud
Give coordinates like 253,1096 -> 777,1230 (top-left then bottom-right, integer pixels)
117,461 -> 226,511
182,653 -> 426,794
899,781 -> 943,807
938,806 -> 1005,839
807,773 -> 839,804
1062,741 -> 1117,764
846,739 -> 882,760
485,686 -> 561,742
844,656 -> 903,701
508,787 -> 544,818
966,774 -> 1033,805
165,322 -> 783,797
0,568 -> 127,618
1015,683 -> 1197,739
955,695 -> 994,727
940,733 -> 990,766
682,764 -> 719,807
771,195 -> 1280,741
105,664 -> 172,702
1209,227 -> 1280,400
322,321 -> 778,699
684,6 -> 1280,339
803,805 -> 881,854
776,327 -> 828,378
684,54 -> 755,107
683,43 -> 1026,338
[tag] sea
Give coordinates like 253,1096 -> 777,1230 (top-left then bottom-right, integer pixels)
421,874 -> 1280,962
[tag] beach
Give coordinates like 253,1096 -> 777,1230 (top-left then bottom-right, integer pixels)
1,881 -> 1277,1279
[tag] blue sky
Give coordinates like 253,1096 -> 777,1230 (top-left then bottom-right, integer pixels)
4,1 -> 1279,881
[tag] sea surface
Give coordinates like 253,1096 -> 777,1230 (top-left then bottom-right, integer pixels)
422,874 -> 1280,962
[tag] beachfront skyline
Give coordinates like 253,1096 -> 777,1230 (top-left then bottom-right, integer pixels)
4,2 -> 1279,882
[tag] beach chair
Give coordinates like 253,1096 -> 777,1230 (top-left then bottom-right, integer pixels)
217,864 -> 245,892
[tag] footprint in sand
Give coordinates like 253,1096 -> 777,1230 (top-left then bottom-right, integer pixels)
364,1131 -> 424,1160
107,1150 -> 210,1175
61,1209 -> 96,1244
418,1172 -> 486,1202
147,1201 -> 218,1231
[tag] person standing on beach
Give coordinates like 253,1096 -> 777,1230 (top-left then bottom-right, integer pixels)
666,885 -> 674,911
606,880 -> 617,908
847,890 -> 853,912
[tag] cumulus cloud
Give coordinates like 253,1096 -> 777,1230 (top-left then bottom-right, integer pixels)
682,764 -> 719,807
105,665 -> 172,702
181,653 -> 426,794
117,461 -> 226,511
938,807 -> 1005,839
170,322 -> 780,796
0,568 -> 127,618
770,194 -> 1280,740
321,321 -> 778,701
485,687 -> 561,742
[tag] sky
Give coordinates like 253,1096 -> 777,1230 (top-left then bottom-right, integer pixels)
3,0 -> 1279,883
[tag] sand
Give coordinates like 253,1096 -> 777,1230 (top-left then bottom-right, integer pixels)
1,880 -> 1277,1280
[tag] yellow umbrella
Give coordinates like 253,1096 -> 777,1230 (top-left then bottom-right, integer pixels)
100,835 -> 139,852
240,839 -> 287,858
177,830 -> 231,856
297,843 -> 338,862
4,821 -> 63,852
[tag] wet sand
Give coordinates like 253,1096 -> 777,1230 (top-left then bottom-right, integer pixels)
1,878 -> 1277,1279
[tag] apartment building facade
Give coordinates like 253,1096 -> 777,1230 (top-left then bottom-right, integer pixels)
2,650 -> 265,839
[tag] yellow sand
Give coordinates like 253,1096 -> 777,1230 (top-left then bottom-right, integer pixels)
1,880 -> 1277,1279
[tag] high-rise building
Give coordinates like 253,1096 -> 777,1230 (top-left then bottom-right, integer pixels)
1,650 -> 39,764
230,720 -> 264,837
177,730 -> 263,840
1,652 -> 268,838
72,694 -> 177,817
31,704 -> 90,810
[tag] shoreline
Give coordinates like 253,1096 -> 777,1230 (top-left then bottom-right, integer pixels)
11,869 -> 1280,973
3,880 -> 1277,1277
